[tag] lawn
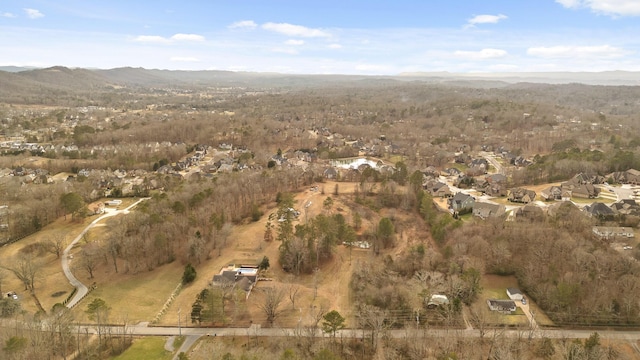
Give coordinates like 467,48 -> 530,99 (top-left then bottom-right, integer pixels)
112,337 -> 173,360
0,215 -> 101,314
75,261 -> 183,323
478,275 -> 530,327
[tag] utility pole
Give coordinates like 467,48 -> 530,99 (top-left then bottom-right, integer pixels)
178,308 -> 181,336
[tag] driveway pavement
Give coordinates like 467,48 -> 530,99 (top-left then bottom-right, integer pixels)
63,198 -> 149,308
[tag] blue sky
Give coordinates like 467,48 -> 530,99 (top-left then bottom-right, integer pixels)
1,0 -> 639,74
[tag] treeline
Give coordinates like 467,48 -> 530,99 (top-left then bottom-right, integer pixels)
275,193 -> 356,275
445,202 -> 640,325
90,168 -> 314,273
512,147 -> 640,185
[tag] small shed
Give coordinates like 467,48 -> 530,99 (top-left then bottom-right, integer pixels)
506,288 -> 524,301
426,294 -> 450,309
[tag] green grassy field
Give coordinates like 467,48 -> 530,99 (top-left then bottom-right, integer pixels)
112,337 -> 173,360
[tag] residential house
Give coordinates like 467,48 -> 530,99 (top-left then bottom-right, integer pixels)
547,201 -> 579,218
472,202 -> 506,219
584,202 -> 616,218
476,173 -> 508,197
625,169 -> 640,184
424,180 -> 451,198
539,186 -> 569,201
487,299 -> 517,314
443,167 -> 462,177
449,192 -> 475,212
486,173 -> 507,185
423,166 -> 440,178
508,188 -> 536,203
506,288 -> 524,301
610,199 -> 640,216
513,156 -> 532,167
515,204 -> 545,221
567,173 -> 605,185
212,264 -> 259,298
592,226 -> 635,239
564,183 -> 600,198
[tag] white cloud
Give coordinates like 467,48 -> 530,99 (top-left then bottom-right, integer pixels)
527,45 -> 626,58
24,8 -> 44,19
170,33 -> 205,42
262,22 -> 330,37
454,48 -> 508,59
556,0 -> 581,7
2,12 -> 16,18
133,35 -> 171,44
285,39 -> 305,46
328,43 -> 342,49
170,56 -> 200,62
228,20 -> 257,30
466,14 -> 507,27
556,0 -> 640,16
133,33 -> 205,44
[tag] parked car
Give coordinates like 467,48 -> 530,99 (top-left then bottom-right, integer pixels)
521,297 -> 527,305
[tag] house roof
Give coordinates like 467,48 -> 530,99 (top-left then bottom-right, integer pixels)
452,192 -> 473,202
473,202 -> 505,218
507,288 -> 522,295
487,299 -> 516,309
584,202 -> 616,216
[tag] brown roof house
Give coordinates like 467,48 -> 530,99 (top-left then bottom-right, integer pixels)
562,173 -> 602,199
610,199 -> 640,216
508,188 -> 536,203
472,202 -> 506,219
540,186 -> 570,201
424,180 -> 452,198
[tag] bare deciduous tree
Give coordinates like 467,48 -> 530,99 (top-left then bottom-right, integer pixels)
287,278 -> 300,309
258,286 -> 285,327
78,242 -> 101,280
46,232 -> 66,259
7,254 -> 42,292
357,304 -> 390,349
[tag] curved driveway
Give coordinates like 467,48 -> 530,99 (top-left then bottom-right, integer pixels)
63,198 -> 149,308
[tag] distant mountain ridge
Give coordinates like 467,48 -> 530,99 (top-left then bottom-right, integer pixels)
398,70 -> 640,86
1,66 -> 639,104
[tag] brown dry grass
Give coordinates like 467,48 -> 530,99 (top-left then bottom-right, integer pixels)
0,212 -> 103,314
157,181 -> 372,328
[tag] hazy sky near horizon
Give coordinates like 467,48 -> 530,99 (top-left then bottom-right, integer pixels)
1,0 -> 640,74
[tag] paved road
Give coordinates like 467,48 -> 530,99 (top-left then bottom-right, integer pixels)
481,151 -> 504,175
78,323 -> 640,342
171,335 -> 201,360
63,198 -> 149,308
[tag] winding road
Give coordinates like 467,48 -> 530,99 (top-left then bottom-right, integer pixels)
62,198 -> 149,308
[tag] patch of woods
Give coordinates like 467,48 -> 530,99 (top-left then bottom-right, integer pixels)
445,201 -> 640,326
0,298 -> 132,360
192,330 -> 621,360
512,147 -> 640,186
58,167 -> 314,276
